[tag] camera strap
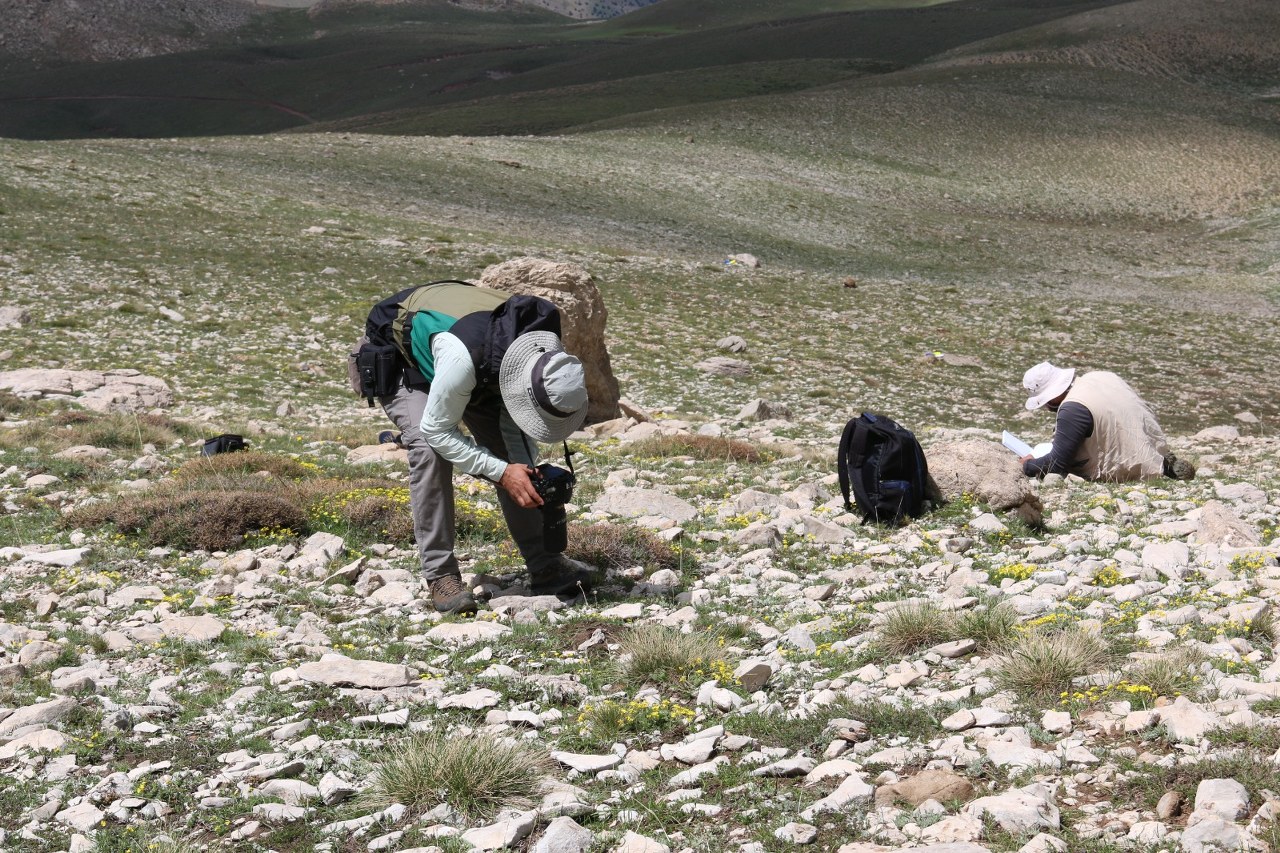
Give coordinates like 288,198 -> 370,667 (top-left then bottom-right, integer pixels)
561,440 -> 574,475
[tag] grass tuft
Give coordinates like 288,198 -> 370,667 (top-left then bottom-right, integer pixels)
361,732 -> 549,819
955,602 -> 1021,651
615,623 -> 727,689
1126,647 -> 1205,701
876,602 -> 957,656
626,434 -> 772,463
995,628 -> 1113,703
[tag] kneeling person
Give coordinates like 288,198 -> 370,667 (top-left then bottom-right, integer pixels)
1020,361 -> 1194,483
364,281 -> 594,614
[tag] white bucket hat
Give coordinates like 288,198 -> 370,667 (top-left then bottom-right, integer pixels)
499,331 -> 589,442
1023,361 -> 1076,411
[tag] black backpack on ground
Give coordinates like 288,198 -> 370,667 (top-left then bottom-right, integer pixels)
838,413 -> 930,526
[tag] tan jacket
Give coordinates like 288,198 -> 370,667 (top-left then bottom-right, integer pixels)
1063,371 -> 1168,481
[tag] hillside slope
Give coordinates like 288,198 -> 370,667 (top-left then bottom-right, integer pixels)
0,0 -> 261,72
934,0 -> 1280,94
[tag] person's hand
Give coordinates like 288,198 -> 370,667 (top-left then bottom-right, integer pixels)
1019,454 -> 1033,464
500,463 -> 543,509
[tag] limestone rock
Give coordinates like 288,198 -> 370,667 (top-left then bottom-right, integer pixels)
158,615 -> 225,643
478,257 -> 620,422
592,487 -> 697,522
534,816 -> 594,853
0,696 -> 78,736
612,831 -> 671,853
874,769 -> 976,807
925,439 -> 1043,524
0,306 -> 31,329
294,653 -> 413,689
0,368 -> 173,412
1194,500 -> 1261,547
963,785 -> 1060,833
461,809 -> 537,851
694,356 -> 751,378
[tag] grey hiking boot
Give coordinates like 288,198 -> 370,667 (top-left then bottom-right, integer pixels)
429,574 -> 478,614
1163,454 -> 1196,481
530,557 -> 595,598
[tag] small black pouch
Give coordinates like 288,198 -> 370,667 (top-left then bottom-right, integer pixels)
202,434 -> 246,456
355,342 -> 403,406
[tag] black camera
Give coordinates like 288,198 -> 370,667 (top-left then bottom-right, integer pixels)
533,463 -> 576,553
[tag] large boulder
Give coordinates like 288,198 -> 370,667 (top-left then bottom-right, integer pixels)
0,368 -> 172,412
478,257 -> 620,423
925,439 -> 1042,525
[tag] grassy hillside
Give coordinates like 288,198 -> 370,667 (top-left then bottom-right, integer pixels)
0,0 -> 1125,140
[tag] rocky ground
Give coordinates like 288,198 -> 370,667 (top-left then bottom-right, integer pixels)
1,366 -> 1278,852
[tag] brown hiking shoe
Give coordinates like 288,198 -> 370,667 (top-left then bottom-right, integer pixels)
429,574 -> 478,614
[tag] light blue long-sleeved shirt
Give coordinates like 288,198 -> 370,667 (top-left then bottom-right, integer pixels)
418,332 -> 535,480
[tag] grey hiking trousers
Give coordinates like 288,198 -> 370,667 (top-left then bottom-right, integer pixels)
379,382 -> 551,582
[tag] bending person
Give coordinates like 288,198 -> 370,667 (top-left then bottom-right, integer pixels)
1020,361 -> 1194,482
363,281 -> 594,614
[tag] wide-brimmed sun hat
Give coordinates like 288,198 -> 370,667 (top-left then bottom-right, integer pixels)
1023,361 -> 1076,411
499,331 -> 589,442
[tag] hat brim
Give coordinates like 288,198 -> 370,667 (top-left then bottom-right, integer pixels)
499,331 -> 589,443
1025,367 -> 1075,410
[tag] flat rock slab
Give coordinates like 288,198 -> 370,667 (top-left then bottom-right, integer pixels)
0,728 -> 68,759
108,585 -> 165,608
425,622 -> 511,646
0,696 -> 78,736
552,751 -> 623,774
613,831 -> 672,853
159,615 -> 226,643
0,368 -> 172,412
17,548 -> 90,567
964,787 -> 1060,833
592,487 -> 698,522
437,689 -> 501,711
295,653 -> 414,689
55,801 -> 104,832
461,809 -> 537,851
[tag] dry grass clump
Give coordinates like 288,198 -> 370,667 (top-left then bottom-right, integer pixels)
626,433 -> 772,463
995,628 -> 1114,702
172,450 -> 318,481
0,408 -> 195,452
0,390 -> 37,419
877,602 -> 957,656
70,489 -> 306,552
1127,647 -> 1205,701
615,624 -> 726,688
361,732 -> 549,819
69,472 -> 419,550
566,522 -> 683,572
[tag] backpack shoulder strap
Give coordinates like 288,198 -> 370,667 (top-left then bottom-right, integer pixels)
838,416 -> 870,511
